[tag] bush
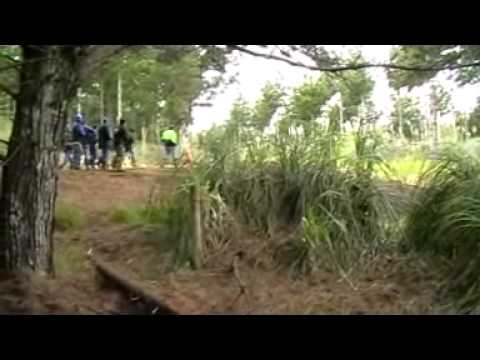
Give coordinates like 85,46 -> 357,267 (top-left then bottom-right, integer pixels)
188,124 -> 400,275
405,139 -> 480,311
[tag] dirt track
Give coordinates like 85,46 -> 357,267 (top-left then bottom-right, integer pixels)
44,168 -> 445,315
0,168 -> 444,315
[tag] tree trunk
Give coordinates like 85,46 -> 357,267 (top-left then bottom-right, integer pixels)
398,103 -> 404,140
77,88 -> 82,114
433,111 -> 439,147
141,125 -> 148,155
100,83 -> 105,121
0,46 -> 78,274
117,73 -> 123,124
191,184 -> 203,269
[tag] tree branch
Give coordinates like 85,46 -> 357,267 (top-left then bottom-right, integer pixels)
79,45 -> 132,79
228,45 -> 480,73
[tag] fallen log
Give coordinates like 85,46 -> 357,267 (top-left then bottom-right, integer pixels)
89,255 -> 179,315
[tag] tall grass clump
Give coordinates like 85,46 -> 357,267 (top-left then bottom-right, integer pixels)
189,123 -> 400,275
405,139 -> 480,311
144,174 -> 237,270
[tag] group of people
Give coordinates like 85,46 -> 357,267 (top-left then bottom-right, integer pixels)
62,113 -> 185,172
63,113 -> 136,171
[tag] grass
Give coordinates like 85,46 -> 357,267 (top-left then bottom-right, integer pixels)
53,204 -> 90,278
386,154 -> 432,184
110,206 -> 145,225
54,238 -> 91,278
176,124 -> 401,275
55,202 -> 87,232
404,139 -> 480,311
109,201 -> 194,270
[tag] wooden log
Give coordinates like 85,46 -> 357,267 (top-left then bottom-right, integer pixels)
90,255 -> 179,315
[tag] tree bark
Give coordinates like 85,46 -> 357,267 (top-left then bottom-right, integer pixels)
0,45 -> 127,275
76,88 -> 82,114
433,110 -> 440,147
0,46 -> 79,274
99,83 -> 105,121
117,72 -> 123,124
141,125 -> 148,155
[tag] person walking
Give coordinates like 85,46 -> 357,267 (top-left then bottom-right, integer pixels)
84,125 -> 98,169
161,127 -> 178,167
112,119 -> 129,171
71,114 -> 86,170
125,129 -> 136,168
98,119 -> 112,170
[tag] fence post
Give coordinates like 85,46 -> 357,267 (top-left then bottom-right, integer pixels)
191,182 -> 203,269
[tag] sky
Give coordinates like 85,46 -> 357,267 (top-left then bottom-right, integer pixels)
191,46 -> 480,134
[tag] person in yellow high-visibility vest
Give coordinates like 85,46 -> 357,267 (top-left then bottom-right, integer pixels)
161,128 -> 178,164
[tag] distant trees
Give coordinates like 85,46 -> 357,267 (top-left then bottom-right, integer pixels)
390,95 -> 425,141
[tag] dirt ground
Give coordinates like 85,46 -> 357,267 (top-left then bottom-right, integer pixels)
0,168 -> 445,315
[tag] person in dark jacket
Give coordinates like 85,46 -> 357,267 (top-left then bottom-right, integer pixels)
112,119 -> 129,171
71,114 -> 86,170
125,129 -> 136,168
98,119 -> 112,170
84,125 -> 98,169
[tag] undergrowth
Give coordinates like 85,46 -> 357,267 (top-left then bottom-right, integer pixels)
143,123 -> 402,276
405,139 -> 480,312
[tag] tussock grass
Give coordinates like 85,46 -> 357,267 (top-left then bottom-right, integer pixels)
151,124 -> 401,275
405,139 -> 480,311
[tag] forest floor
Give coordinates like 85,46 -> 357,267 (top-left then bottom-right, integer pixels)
0,168 -> 447,315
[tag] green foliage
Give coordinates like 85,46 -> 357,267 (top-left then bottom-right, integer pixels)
149,184 -> 235,270
455,111 -> 469,141
251,83 -> 284,132
55,203 -> 87,232
283,75 -> 335,130
387,153 -> 431,184
356,100 -> 381,131
185,71 -> 403,275
405,139 -> 480,311
429,83 -> 452,117
110,207 -> 144,225
333,69 -> 375,124
388,45 -> 480,89
281,62 -> 374,135
80,46 -> 227,137
112,179 -> 235,271
228,97 -> 254,131
390,95 -> 425,141
192,121 -> 399,275
467,99 -> 480,138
